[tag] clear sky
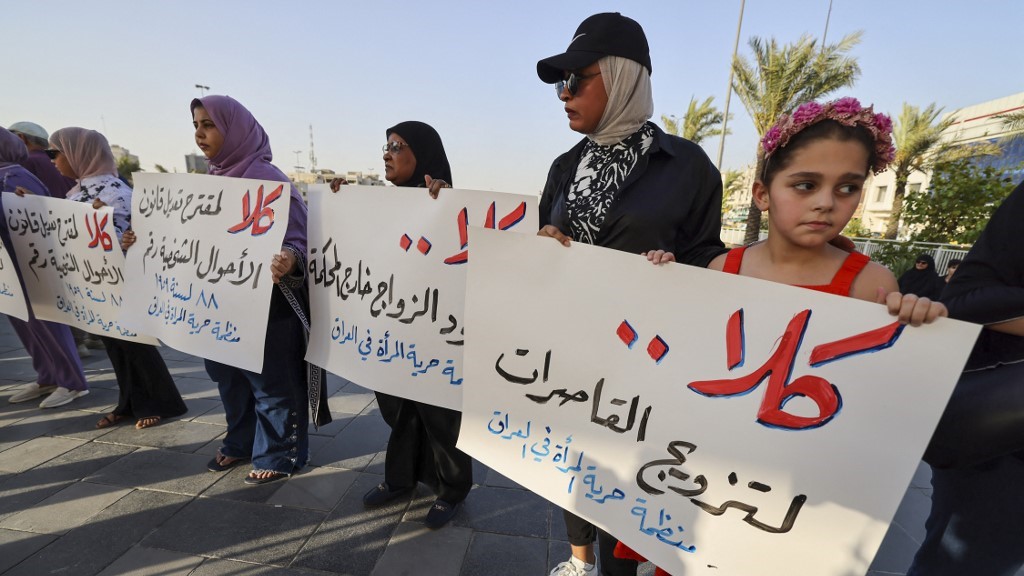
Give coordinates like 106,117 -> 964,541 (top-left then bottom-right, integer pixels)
6,1 -> 1022,193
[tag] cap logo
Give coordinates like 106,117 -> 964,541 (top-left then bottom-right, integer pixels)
570,33 -> 586,45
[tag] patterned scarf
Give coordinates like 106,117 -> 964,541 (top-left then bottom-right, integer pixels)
566,122 -> 654,244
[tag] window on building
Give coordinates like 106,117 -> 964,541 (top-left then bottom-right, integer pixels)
909,183 -> 922,195
875,185 -> 888,202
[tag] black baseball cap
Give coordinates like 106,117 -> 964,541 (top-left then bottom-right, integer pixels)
536,12 -> 651,83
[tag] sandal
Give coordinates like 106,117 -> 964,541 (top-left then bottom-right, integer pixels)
244,469 -> 291,485
207,450 -> 249,472
96,413 -> 127,429
135,416 -> 162,429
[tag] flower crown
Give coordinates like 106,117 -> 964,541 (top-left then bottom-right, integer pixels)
761,97 -> 896,174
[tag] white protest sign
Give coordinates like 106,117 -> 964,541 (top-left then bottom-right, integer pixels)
3,192 -> 156,343
0,229 -> 29,321
123,173 -> 291,371
459,228 -> 980,576
306,185 -> 537,410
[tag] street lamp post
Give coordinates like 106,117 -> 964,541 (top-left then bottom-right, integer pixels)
195,84 -> 210,97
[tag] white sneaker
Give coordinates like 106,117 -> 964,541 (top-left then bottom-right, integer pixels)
39,387 -> 88,408
9,383 -> 58,403
549,557 -> 596,576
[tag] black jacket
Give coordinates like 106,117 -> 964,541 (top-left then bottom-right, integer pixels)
539,122 -> 726,267
943,180 -> 1024,370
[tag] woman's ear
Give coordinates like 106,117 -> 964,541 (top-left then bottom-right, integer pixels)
752,180 -> 770,212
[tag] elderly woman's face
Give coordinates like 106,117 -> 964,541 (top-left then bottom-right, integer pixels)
383,133 -> 416,185
559,61 -> 607,134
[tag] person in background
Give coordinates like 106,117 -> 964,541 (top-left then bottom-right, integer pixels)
330,121 -> 470,530
534,12 -> 726,576
944,258 -> 961,283
8,121 -> 98,356
9,121 -> 74,199
907,180 -> 1024,576
897,253 -> 945,300
0,128 -> 90,408
189,95 -> 324,485
36,127 -> 186,424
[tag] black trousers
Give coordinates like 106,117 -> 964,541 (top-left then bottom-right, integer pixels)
376,392 -> 473,504
100,337 -> 187,420
563,510 -> 640,576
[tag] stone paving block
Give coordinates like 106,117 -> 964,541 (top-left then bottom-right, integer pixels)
311,413 -> 390,471
181,397 -> 222,421
909,460 -> 931,490
550,503 -> 569,542
267,465 -> 359,511
202,465 -> 291,504
307,410 -> 355,438
3,489 -> 191,576
892,485 -> 933,547
292,472 -> 409,575
46,409 -> 124,440
196,435 -> 226,457
143,497 -> 325,565
483,469 -> 524,490
0,400 -> 38,429
370,521 -> 473,576
328,389 -> 377,415
97,419 -> 225,453
62,386 -> 120,413
0,410 -> 91,453
364,449 -> 388,475
173,377 -> 221,400
450,485 -> 551,538
460,532 -> 548,576
0,351 -> 39,379
0,481 -> 131,534
0,528 -> 58,573
190,558 -> 324,575
0,436 -> 85,472
162,359 -> 212,379
0,442 -> 135,521
867,521 -> 919,575
85,447 -> 224,495
193,402 -> 227,425
95,545 -> 205,576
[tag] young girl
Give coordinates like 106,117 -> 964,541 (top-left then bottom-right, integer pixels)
629,98 -> 947,573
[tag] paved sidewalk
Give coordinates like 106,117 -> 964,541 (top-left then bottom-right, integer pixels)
0,315 -> 954,575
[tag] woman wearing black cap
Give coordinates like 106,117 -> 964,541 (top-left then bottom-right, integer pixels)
535,12 -> 726,576
331,121 -> 470,530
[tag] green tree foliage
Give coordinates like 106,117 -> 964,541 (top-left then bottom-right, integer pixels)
721,168 -> 745,217
117,156 -> 140,186
731,32 -> 862,244
154,164 -> 169,173
902,158 -> 1017,244
842,217 -> 870,238
870,241 -> 923,278
997,110 -> 1024,146
884,103 -> 956,239
662,96 -> 730,145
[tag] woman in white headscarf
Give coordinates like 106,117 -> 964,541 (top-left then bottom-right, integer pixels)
535,12 -> 726,576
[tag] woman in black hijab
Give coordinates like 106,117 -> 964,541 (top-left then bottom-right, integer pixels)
332,121 -> 469,529
898,253 -> 945,300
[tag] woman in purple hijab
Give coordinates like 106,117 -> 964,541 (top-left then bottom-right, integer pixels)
0,128 -> 90,408
190,95 -> 327,485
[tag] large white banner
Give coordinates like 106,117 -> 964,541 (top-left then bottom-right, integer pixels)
459,228 -> 980,576
0,227 -> 29,321
306,185 -> 538,410
3,192 -> 155,343
123,173 -> 291,371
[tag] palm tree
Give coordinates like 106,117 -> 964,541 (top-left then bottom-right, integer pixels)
732,32 -> 862,244
997,110 -> 1024,146
884,103 -> 956,239
662,96 -> 730,145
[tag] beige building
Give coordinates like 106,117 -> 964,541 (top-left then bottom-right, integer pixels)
860,92 -> 1024,238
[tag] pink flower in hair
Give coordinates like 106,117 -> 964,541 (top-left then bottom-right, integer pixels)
874,113 -> 893,134
791,102 -> 824,124
832,97 -> 863,117
762,124 -> 783,152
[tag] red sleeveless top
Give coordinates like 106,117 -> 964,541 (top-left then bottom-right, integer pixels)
721,246 -> 870,297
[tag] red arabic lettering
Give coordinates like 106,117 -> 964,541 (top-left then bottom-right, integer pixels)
227,184 -> 283,236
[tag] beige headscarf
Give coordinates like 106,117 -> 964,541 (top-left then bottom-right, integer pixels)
48,127 -> 117,181
589,56 -> 654,146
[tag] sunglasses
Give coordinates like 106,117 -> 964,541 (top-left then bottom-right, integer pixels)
382,141 -> 409,155
45,149 -> 61,160
555,71 -> 602,97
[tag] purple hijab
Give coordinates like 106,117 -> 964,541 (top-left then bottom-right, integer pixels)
0,129 -> 48,197
190,95 -> 307,255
